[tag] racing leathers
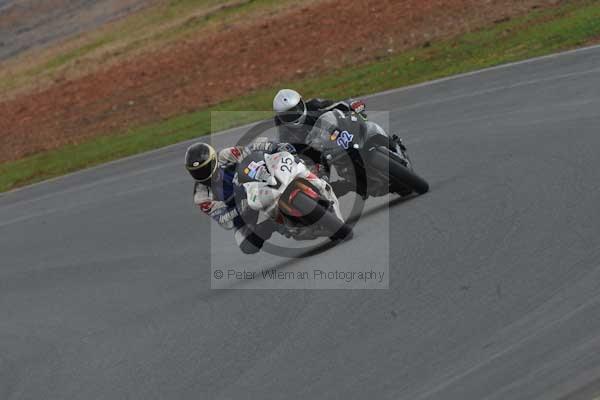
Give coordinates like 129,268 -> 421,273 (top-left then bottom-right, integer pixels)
275,98 -> 336,144
193,141 -> 295,254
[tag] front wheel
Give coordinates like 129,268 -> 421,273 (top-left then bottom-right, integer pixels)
288,191 -> 353,241
367,147 -> 429,195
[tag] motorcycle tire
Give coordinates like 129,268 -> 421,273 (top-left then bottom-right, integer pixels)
367,147 -> 429,195
290,191 -> 353,241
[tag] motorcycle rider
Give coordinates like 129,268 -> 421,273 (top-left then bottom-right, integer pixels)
273,89 -> 354,145
272,89 -> 408,196
185,141 -> 294,254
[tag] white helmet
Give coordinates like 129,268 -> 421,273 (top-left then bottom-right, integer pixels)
273,89 -> 307,127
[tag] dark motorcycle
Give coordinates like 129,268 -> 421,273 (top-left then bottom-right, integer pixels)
304,109 -> 429,199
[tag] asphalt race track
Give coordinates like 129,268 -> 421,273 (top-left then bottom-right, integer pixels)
2,46 -> 600,399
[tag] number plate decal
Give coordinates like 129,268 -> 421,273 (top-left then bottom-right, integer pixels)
336,130 -> 354,149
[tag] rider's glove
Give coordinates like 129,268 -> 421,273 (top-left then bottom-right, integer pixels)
276,143 -> 296,154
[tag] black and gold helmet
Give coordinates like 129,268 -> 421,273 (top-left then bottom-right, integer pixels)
185,143 -> 218,182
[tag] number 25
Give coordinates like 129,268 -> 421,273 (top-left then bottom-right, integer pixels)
280,157 -> 293,173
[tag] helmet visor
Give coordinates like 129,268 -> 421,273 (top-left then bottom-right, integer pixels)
189,157 -> 217,182
279,100 -> 306,124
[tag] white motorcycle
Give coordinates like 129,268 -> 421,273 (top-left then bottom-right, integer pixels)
235,151 -> 352,242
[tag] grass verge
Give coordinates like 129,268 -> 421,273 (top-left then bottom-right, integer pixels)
2,0 -> 600,193
0,0 -> 298,95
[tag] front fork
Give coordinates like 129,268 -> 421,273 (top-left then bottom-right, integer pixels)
389,134 -> 411,169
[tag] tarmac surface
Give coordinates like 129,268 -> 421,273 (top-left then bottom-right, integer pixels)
2,46 -> 600,399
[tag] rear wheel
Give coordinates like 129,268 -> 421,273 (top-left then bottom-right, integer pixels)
367,147 -> 429,195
